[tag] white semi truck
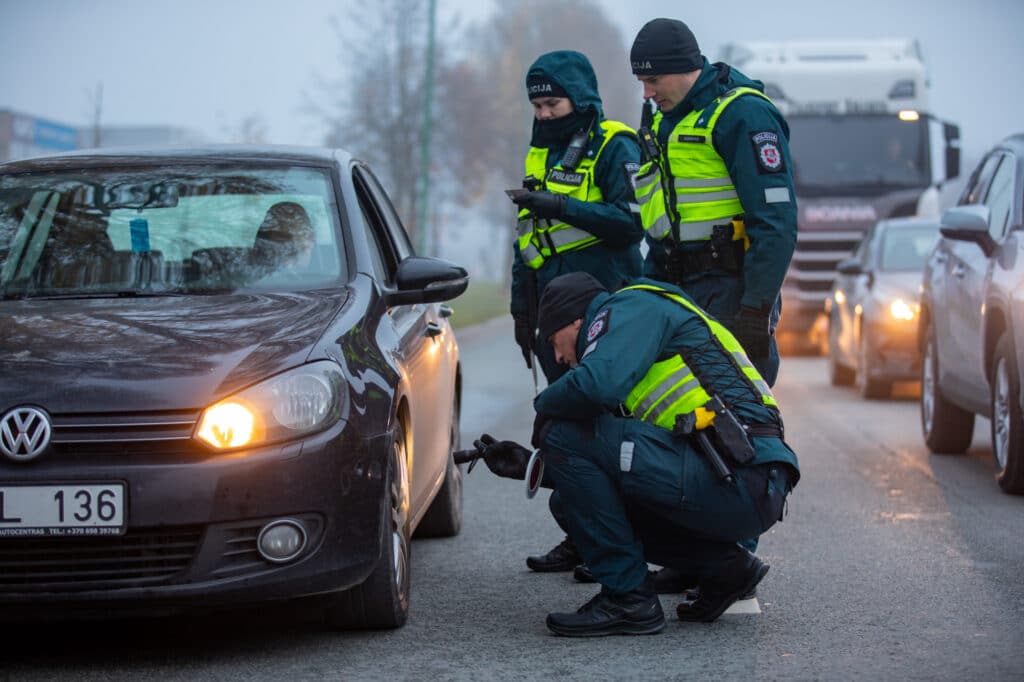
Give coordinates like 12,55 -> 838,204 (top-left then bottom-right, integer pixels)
719,39 -> 961,351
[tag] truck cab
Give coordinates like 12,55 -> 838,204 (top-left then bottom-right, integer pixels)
720,40 -> 961,350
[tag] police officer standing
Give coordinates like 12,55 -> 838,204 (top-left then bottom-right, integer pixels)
461,272 -> 800,636
509,50 -> 644,575
629,18 -> 797,387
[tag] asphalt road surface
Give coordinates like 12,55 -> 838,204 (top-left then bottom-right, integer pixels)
4,317 -> 1023,680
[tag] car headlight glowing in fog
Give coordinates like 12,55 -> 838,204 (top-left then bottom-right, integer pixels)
195,361 -> 346,451
889,298 -> 916,321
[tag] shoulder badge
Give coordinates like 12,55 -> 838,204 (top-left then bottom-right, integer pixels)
751,131 -> 785,174
586,308 -> 611,343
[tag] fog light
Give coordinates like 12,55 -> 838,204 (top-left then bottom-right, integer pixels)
257,519 -> 307,563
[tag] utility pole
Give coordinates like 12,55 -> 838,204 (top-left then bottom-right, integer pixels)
415,0 -> 437,256
91,82 -> 103,147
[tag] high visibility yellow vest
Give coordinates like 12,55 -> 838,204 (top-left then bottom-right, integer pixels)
516,120 -> 636,269
620,283 -> 777,431
633,87 -> 771,245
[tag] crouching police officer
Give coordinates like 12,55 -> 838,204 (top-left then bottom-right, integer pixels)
464,272 -> 799,636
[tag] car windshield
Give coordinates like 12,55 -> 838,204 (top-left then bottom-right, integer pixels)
0,164 -> 347,298
789,114 -> 931,196
878,225 -> 939,272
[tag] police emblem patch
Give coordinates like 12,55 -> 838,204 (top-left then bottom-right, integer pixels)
751,131 -> 785,174
587,308 -> 611,343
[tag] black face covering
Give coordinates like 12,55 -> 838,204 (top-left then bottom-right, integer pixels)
530,108 -> 593,148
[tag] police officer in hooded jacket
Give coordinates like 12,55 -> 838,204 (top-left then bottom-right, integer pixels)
510,50 -> 644,577
463,272 -> 799,636
510,50 -> 644,383
630,18 -> 797,388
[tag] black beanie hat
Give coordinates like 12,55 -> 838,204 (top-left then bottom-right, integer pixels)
537,272 -> 607,340
631,18 -> 702,75
526,74 -> 570,101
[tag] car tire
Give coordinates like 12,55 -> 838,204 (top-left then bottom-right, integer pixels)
325,421 -> 411,630
828,318 -> 855,386
857,332 -> 891,399
990,334 -> 1024,494
920,324 -> 974,454
415,395 -> 463,538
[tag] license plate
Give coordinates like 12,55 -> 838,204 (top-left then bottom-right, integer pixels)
0,483 -> 126,537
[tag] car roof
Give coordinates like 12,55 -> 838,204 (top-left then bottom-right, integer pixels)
0,144 -> 356,173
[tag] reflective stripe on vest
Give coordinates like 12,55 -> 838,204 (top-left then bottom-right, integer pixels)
638,87 -> 770,245
620,283 -> 777,431
516,120 -> 636,268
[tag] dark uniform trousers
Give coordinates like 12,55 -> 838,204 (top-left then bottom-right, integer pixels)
541,413 -> 793,593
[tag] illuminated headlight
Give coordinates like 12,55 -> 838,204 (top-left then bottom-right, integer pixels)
194,361 -> 345,450
889,298 -> 916,321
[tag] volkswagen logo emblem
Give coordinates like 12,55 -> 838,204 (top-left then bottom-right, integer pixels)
0,406 -> 52,462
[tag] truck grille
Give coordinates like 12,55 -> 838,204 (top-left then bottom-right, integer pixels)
0,525 -> 202,592
787,229 -> 867,299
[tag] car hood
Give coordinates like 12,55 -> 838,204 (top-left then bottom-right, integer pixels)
0,289 -> 351,414
873,272 -> 922,300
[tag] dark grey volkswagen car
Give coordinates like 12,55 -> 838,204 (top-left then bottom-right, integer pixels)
0,146 -> 468,627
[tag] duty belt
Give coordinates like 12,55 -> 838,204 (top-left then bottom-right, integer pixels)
664,239 -> 743,279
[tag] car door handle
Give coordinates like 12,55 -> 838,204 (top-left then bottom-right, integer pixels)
952,264 -> 966,279
425,321 -> 443,338
439,304 -> 453,318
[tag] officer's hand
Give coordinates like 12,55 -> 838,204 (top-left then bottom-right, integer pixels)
731,306 -> 771,360
513,315 -> 534,369
531,412 -> 554,449
511,191 -> 567,219
473,434 -> 530,480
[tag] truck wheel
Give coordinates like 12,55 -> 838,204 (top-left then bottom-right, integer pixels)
920,325 -> 974,453
990,335 -> 1024,494
325,422 -> 411,629
415,395 -> 463,538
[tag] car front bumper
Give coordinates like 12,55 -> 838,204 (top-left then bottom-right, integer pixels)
0,422 -> 390,619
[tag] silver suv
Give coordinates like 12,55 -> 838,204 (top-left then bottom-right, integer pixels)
918,133 -> 1024,494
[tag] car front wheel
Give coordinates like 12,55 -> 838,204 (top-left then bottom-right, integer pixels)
921,325 -> 974,453
325,421 -> 411,629
990,334 -> 1024,494
857,330 -> 891,399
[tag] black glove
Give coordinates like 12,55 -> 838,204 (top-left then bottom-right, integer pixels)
472,434 -> 531,480
513,315 -> 534,369
511,190 -> 567,219
731,306 -> 771,360
531,412 -> 554,449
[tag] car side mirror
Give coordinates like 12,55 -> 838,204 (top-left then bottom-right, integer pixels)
836,258 -> 864,276
940,205 -> 996,257
383,256 -> 469,306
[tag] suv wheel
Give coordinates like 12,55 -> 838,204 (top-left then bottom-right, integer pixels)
921,324 -> 974,453
990,334 -> 1024,494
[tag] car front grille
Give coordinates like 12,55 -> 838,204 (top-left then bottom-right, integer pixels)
0,525 -> 202,592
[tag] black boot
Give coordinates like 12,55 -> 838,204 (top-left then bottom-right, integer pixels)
649,566 -> 700,594
526,536 -> 580,572
573,564 -> 596,583
676,552 -> 769,623
546,588 -> 665,637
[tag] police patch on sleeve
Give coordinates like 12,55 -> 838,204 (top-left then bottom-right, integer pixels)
751,131 -> 785,174
586,308 -> 611,344
623,161 -> 641,188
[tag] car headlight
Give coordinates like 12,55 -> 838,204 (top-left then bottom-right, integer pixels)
889,298 -> 916,321
194,361 -> 346,450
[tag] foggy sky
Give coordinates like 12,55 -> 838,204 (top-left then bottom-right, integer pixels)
1,0 -> 1022,156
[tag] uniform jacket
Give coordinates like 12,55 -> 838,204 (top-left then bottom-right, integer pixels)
643,58 -> 798,312
510,51 -> 643,319
534,278 -> 799,472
